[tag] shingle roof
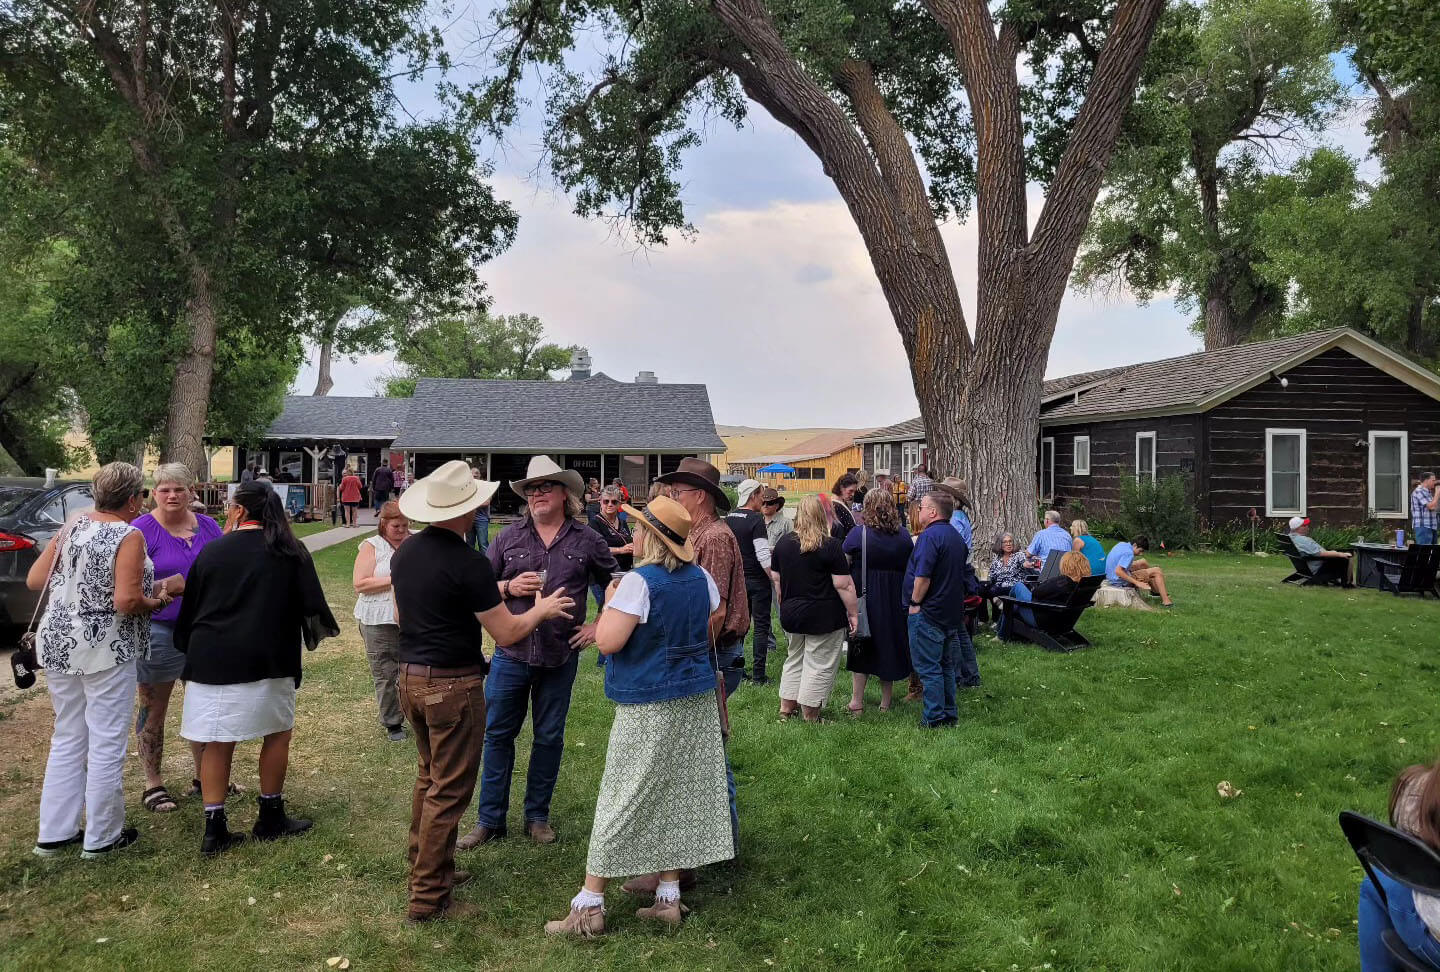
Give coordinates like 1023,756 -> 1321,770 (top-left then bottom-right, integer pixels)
265,396 -> 410,440
1039,328 -> 1351,421
389,374 -> 725,452
1041,365 -> 1131,400
854,416 -> 925,444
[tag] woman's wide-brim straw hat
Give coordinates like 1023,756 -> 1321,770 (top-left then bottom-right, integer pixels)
399,459 -> 499,523
623,496 -> 695,563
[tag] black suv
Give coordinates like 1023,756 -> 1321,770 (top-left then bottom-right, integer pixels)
0,478 -> 94,636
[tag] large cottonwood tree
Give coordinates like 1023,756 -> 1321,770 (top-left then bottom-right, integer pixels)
471,0 -> 1164,536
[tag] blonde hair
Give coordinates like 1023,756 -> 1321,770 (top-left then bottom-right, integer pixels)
1069,518 -> 1089,538
152,462 -> 195,490
93,461 -> 144,512
632,520 -> 683,572
1059,552 -> 1092,582
794,495 -> 830,553
378,500 -> 409,529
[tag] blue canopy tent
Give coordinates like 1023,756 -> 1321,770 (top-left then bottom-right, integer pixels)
757,463 -> 797,475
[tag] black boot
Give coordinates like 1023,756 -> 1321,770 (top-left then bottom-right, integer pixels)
202,807 -> 246,856
252,795 -> 312,841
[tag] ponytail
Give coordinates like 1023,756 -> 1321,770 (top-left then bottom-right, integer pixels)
232,481 -> 303,559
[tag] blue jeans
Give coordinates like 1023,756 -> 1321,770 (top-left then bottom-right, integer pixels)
467,509 -> 491,554
1360,871 -> 1440,971
998,582 -> 1036,641
907,613 -> 959,726
475,651 -> 579,829
1417,527 -> 1438,547
715,638 -> 743,846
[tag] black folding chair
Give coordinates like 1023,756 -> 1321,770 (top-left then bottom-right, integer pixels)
996,575 -> 1105,652
1339,811 -> 1440,971
1036,550 -> 1064,583
1375,545 -> 1440,599
1274,532 -> 1349,587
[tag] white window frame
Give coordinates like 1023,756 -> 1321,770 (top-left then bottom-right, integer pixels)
1368,431 -> 1409,519
1039,437 -> 1055,500
1264,427 -> 1307,517
1135,431 -> 1157,485
1073,435 -> 1091,477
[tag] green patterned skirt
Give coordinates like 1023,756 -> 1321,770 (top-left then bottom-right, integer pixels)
586,691 -> 734,878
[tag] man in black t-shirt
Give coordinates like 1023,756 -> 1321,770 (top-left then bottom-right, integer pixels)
391,460 -> 574,924
724,479 -> 774,683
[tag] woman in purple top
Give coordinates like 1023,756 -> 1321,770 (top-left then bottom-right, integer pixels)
132,463 -> 224,814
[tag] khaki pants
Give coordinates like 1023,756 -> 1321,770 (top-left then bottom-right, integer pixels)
359,623 -> 403,730
779,629 -> 845,709
398,668 -> 486,920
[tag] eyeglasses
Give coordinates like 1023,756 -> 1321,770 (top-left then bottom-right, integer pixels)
601,498 -> 620,505
524,481 -> 560,497
670,485 -> 701,497
133,488 -> 150,500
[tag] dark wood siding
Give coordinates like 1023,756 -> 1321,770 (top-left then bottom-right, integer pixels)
1206,348 -> 1440,525
1043,415 -> 1201,516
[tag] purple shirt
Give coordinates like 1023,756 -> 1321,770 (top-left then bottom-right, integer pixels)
489,516 -> 617,667
134,512 -> 224,624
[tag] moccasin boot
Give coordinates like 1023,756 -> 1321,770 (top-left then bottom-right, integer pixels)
635,899 -> 689,926
543,905 -> 606,938
622,870 -> 698,895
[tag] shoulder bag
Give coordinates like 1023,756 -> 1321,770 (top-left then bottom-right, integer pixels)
11,521 -> 73,689
846,527 -> 875,672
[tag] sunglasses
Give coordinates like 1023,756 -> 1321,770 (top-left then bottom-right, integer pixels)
134,488 -> 150,500
524,481 -> 561,497
601,498 -> 621,504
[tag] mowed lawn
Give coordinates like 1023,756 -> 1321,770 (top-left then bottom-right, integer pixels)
0,541 -> 1434,971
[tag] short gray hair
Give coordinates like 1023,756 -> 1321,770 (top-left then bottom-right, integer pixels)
152,462 -> 195,490
600,485 -> 623,501
1044,509 -> 1061,525
93,461 -> 144,512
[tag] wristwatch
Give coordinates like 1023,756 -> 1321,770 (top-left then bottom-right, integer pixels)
500,579 -> 510,598
909,599 -> 923,607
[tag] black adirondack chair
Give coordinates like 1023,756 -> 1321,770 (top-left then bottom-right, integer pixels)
996,575 -> 1105,653
1274,532 -> 1349,587
1374,544 -> 1440,598
1036,550 -> 1064,583
1339,811 -> 1440,972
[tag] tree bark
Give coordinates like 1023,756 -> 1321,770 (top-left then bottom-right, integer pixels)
160,264 -> 220,476
312,337 -> 335,396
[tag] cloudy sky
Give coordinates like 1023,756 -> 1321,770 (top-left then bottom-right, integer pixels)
294,11 -> 1376,431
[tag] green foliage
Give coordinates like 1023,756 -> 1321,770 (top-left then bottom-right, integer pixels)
1197,518 -> 1401,552
1117,472 -> 1198,549
380,311 -> 576,395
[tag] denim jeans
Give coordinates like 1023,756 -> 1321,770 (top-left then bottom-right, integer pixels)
467,509 -> 491,554
715,637 -> 743,846
1359,871 -> 1440,971
744,575 -> 773,679
907,613 -> 958,726
475,651 -> 579,829
1417,527 -> 1438,547
999,582 -> 1035,641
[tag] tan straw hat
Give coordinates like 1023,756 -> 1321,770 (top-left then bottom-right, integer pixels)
623,495 -> 695,563
509,455 -> 585,501
399,459 -> 499,523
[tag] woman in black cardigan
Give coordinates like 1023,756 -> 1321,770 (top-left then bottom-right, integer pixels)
177,482 -> 338,854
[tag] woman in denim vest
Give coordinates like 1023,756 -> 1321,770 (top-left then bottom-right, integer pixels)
545,496 -> 731,938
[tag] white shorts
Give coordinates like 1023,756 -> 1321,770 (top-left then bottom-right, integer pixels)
181,677 -> 296,742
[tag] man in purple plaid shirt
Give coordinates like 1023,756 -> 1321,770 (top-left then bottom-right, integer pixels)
1413,472 -> 1439,546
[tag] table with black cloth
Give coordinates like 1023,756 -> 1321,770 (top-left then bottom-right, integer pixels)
1349,541 -> 1403,590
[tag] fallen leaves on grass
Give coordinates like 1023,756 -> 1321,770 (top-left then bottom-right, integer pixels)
1217,781 -> 1242,799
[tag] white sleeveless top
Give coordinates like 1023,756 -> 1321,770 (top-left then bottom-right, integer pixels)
354,534 -> 399,626
36,516 -> 154,675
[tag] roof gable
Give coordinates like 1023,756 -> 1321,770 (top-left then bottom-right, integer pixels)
265,396 -> 409,441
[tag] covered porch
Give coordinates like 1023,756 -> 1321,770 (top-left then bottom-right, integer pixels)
406,451 -> 695,515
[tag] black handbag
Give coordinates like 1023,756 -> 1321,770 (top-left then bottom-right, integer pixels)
12,522 -> 70,689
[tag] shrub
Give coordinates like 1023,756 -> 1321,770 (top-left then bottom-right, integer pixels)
1117,472 -> 1197,549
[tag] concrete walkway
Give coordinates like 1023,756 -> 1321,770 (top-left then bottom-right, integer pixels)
301,509 -> 379,552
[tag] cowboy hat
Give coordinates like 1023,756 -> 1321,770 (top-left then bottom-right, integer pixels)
933,476 -> 971,508
400,459 -> 499,523
655,457 -> 731,512
758,486 -> 784,507
509,455 -> 585,501
623,495 -> 695,563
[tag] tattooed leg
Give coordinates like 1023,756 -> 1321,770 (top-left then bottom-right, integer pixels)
135,680 -> 175,789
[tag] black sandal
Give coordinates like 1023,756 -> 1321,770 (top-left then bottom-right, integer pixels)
142,785 -> 178,813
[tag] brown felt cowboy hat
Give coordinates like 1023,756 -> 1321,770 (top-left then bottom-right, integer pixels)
622,495 -> 696,563
655,457 -> 731,512
932,476 -> 971,509
758,486 -> 784,507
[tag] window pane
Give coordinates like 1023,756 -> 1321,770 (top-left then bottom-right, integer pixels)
1138,437 -> 1154,475
1271,435 -> 1300,474
1377,474 -> 1403,513
1272,471 -> 1300,512
1375,437 -> 1401,477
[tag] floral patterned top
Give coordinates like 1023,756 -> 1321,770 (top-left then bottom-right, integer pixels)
36,516 -> 153,675
988,551 -> 1032,590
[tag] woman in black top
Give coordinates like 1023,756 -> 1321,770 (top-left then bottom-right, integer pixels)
829,473 -> 859,541
587,486 -> 634,609
177,482 -> 338,855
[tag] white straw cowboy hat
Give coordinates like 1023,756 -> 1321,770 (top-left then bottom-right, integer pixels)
399,459 -> 499,523
623,495 -> 695,563
509,455 -> 585,501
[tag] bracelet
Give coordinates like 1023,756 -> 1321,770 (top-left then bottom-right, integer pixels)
909,599 -> 923,607
500,580 -> 509,598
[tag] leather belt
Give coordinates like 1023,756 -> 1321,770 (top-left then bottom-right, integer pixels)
401,663 -> 486,678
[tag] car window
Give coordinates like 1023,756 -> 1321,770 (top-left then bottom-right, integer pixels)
65,489 -> 94,519
0,486 -> 39,518
38,495 -> 65,524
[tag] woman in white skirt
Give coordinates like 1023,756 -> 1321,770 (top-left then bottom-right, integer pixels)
545,496 -> 732,937
352,500 -> 411,741
27,462 -> 173,859
176,481 -> 338,854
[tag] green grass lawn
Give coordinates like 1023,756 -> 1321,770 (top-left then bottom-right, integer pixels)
0,547 -> 1434,970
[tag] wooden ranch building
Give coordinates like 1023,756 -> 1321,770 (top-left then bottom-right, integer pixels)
854,328 -> 1440,527
726,430 -> 869,493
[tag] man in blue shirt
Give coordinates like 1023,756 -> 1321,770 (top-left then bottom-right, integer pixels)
1104,534 -> 1174,606
1027,510 -> 1073,564
903,490 -> 978,728
1412,472 -> 1438,546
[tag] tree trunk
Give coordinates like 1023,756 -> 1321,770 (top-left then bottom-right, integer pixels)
160,265 -> 220,476
312,337 -> 335,396
1204,282 -> 1245,349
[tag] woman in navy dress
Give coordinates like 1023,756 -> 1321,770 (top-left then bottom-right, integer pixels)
842,488 -> 914,713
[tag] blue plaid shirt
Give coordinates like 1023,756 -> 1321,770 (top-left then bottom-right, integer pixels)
1413,485 -> 1438,531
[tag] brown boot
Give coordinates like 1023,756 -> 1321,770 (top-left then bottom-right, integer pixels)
622,870 -> 698,895
636,898 -> 689,926
407,900 -> 480,923
543,905 -> 606,937
456,824 -> 505,851
526,821 -> 557,844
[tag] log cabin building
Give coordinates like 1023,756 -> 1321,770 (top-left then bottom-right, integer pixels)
856,328 -> 1440,527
